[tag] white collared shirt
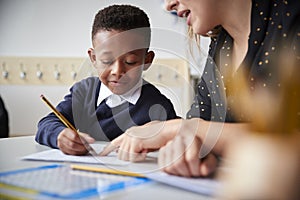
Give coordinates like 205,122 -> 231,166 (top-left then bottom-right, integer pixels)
97,79 -> 142,108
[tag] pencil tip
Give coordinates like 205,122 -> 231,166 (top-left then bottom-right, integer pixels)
40,94 -> 44,98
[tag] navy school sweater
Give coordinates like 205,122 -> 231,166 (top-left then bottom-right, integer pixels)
35,77 -> 178,148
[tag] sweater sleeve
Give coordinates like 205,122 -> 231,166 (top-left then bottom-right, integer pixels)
35,89 -> 75,148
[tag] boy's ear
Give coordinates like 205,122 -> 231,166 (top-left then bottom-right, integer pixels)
88,48 -> 97,66
143,51 -> 155,71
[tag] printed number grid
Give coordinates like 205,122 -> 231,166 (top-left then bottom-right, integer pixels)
0,165 -> 146,198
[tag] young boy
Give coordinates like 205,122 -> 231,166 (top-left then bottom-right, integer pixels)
35,5 -> 178,155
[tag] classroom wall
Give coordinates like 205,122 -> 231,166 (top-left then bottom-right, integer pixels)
0,0 -> 209,136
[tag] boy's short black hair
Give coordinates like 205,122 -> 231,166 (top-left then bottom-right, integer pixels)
92,4 -> 151,46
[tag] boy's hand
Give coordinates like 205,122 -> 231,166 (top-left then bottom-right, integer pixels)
99,121 -> 171,161
57,128 -> 95,155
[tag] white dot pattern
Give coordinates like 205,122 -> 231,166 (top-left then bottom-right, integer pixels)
186,0 -> 300,123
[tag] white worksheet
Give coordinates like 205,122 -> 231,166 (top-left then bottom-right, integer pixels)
21,144 -> 129,166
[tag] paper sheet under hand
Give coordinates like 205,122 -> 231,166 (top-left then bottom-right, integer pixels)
146,171 -> 221,196
21,144 -> 129,166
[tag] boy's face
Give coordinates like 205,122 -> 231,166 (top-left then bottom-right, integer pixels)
89,29 -> 154,95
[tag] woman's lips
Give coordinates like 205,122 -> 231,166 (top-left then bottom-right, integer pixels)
177,10 -> 189,17
177,10 -> 191,26
187,12 -> 191,26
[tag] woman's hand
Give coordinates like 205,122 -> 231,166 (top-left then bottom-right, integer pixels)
57,128 -> 95,155
158,134 -> 218,177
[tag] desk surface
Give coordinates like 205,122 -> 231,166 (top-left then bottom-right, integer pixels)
0,136 -> 215,200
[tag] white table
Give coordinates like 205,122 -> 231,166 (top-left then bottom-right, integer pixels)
0,136 -> 215,200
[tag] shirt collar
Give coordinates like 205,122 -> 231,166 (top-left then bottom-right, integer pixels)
97,79 -> 142,108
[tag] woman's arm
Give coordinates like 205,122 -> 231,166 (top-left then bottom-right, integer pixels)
101,118 -> 250,159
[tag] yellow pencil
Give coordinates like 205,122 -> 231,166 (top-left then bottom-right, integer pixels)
40,95 -> 76,130
40,94 -> 98,156
70,164 -> 145,178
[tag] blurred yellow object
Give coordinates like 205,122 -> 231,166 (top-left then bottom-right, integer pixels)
225,53 -> 300,134
217,133 -> 300,200
218,50 -> 300,200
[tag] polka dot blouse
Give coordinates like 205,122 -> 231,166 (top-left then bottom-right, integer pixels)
187,0 -> 300,122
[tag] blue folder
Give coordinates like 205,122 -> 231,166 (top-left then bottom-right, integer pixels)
0,164 -> 151,199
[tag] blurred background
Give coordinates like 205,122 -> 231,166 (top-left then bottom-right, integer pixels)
0,0 -> 210,136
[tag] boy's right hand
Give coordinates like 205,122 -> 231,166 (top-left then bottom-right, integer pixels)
57,128 -> 95,155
